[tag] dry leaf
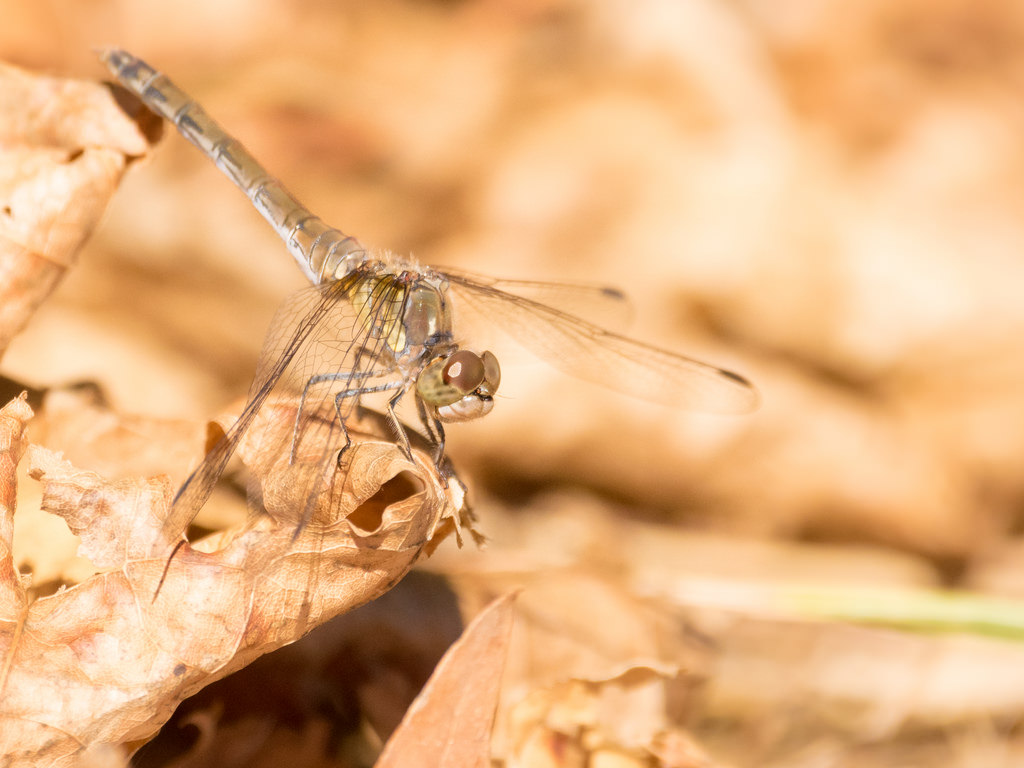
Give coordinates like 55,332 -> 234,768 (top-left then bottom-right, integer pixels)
0,62 -> 150,357
132,568 -> 465,766
376,590 -> 516,768
28,384 -> 202,485
0,396 -> 31,637
0,393 -> 469,766
439,565 -> 716,768
8,384 -> 211,591
5,6 -> 1024,765
504,666 -> 716,768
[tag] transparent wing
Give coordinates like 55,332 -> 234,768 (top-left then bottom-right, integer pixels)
444,272 -> 759,414
167,271 -> 408,539
438,267 -> 633,332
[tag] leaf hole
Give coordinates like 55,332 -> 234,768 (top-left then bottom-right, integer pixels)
347,470 -> 423,532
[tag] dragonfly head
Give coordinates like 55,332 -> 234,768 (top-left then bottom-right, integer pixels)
416,349 -> 501,423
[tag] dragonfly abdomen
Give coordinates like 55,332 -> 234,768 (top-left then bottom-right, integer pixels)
100,48 -> 366,285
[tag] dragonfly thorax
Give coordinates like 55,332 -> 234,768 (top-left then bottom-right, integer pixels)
401,276 -> 454,353
349,269 -> 454,361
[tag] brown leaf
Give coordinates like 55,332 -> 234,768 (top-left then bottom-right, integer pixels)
445,568 -> 715,767
503,666 -> 700,768
30,384 -> 203,486
375,591 -> 517,768
11,385 -> 210,591
0,394 -> 468,766
0,61 -> 151,357
0,394 -> 32,641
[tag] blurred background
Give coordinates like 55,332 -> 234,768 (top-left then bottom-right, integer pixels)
4,0 -> 1024,765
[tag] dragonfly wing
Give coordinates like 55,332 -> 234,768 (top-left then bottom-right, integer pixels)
445,273 -> 759,414
438,268 -> 633,332
167,272 -> 408,539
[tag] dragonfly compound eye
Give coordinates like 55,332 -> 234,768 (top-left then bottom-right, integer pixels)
416,348 -> 500,421
480,350 -> 500,396
442,350 -> 486,395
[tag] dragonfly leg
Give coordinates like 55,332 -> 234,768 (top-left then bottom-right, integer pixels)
432,420 -> 446,466
292,363 -> 393,462
414,395 -> 447,470
330,400 -> 353,464
385,388 -> 414,462
330,378 -> 410,461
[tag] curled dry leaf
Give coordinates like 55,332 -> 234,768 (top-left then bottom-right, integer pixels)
10,384 -> 209,591
0,61 -> 151,357
450,571 -> 715,767
28,384 -> 203,486
505,665 -> 714,768
0,393 -> 470,766
0,395 -> 31,627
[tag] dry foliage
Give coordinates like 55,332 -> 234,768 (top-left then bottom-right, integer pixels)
4,1 -> 1024,766
0,61 -> 147,356
0,390 -> 471,763
0,62 -> 482,766
375,591 -> 515,768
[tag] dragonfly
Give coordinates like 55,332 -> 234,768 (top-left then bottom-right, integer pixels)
100,49 -> 759,544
